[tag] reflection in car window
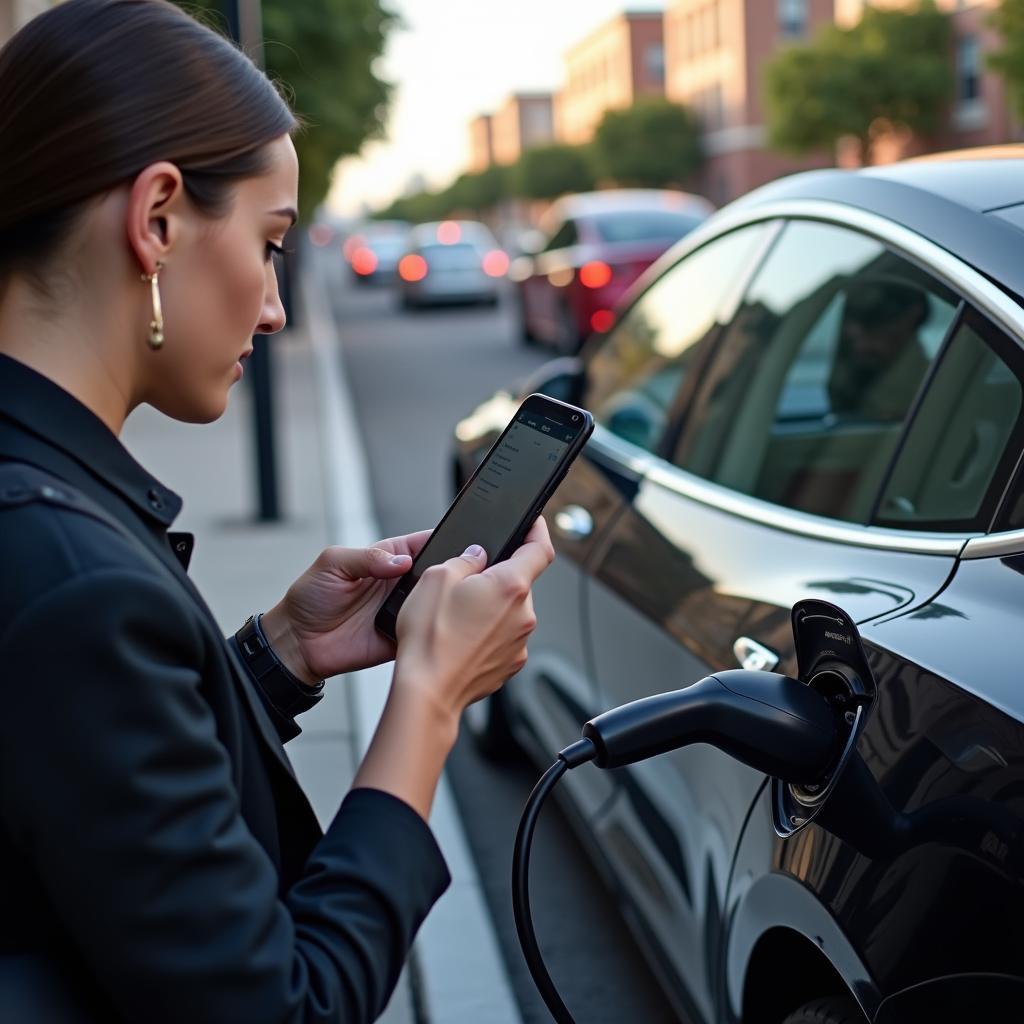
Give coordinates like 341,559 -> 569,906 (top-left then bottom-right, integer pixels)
673,220 -> 959,523
585,224 -> 772,452
878,310 -> 1024,531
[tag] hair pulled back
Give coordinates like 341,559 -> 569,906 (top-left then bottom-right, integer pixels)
0,0 -> 296,282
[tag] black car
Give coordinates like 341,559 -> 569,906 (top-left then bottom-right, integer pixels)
453,148 -> 1024,1024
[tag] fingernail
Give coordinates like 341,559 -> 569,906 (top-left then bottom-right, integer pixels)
390,554 -> 411,566
464,544 -> 484,558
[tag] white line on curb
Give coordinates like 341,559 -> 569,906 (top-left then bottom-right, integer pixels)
302,255 -> 523,1024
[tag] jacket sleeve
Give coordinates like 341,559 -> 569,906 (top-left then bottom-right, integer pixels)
0,568 -> 450,1024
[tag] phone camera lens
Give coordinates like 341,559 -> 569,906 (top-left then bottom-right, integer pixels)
571,414 -> 580,421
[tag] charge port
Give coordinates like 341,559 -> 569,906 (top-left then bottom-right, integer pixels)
789,662 -> 871,807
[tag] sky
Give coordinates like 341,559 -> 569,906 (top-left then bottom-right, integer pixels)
328,0 -> 665,216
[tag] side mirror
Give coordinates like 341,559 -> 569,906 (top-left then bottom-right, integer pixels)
517,357 -> 585,407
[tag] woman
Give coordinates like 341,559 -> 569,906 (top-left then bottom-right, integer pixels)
0,2 -> 552,1021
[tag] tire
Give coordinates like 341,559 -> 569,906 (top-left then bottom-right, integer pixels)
462,689 -> 522,762
782,996 -> 865,1024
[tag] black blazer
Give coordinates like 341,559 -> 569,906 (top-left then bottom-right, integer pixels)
0,355 -> 449,1023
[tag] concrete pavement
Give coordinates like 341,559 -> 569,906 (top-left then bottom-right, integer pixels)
120,256 -> 522,1024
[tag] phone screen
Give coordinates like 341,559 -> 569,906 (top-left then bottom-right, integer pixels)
376,396 -> 592,638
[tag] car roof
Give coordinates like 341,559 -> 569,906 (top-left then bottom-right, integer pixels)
731,145 -> 1024,304
552,189 -> 714,221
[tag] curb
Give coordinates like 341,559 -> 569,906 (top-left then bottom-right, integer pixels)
301,252 -> 524,1024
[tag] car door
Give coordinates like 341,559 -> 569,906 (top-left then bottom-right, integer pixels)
516,222 -> 778,820
762,302 -> 1024,1005
582,217 -> 970,1023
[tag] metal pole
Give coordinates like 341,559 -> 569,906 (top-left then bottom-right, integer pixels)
223,0 -> 280,522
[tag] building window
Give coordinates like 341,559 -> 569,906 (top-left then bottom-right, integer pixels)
646,43 -> 665,86
957,35 -> 981,105
779,0 -> 808,38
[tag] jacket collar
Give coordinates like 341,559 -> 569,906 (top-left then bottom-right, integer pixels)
0,354 -> 182,528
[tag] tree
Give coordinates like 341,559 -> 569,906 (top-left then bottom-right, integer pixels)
180,1 -> 396,218
512,144 -> 596,201
592,100 -> 702,187
988,0 -> 1024,121
764,1 -> 953,165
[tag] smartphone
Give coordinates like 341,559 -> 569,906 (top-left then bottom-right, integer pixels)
375,393 -> 595,641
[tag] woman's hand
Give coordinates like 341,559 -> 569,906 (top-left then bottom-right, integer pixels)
259,530 -> 432,684
392,516 -> 555,721
352,516 -> 555,821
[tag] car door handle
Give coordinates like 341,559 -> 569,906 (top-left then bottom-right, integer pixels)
733,636 -> 779,673
554,505 -> 593,541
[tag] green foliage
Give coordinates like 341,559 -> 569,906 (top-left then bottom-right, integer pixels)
592,100 -> 702,187
376,164 -> 510,223
988,0 -> 1024,122
376,190 -> 443,223
178,1 -> 395,218
511,143 -> 596,200
764,1 -> 954,162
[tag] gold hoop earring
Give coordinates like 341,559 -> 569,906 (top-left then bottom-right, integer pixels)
141,262 -> 165,350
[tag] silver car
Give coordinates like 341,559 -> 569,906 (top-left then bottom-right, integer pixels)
398,220 -> 508,309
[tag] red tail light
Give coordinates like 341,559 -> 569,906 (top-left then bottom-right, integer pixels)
482,250 -> 509,278
350,247 -> 378,276
399,254 -> 428,282
590,309 -> 615,333
579,260 -> 613,289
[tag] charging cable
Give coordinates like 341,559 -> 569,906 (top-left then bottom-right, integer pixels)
511,670 -> 842,1024
512,738 -> 596,1024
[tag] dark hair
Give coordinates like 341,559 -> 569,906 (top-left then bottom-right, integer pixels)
0,0 -> 296,283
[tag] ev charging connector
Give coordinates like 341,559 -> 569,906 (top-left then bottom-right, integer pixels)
512,599 -> 875,1024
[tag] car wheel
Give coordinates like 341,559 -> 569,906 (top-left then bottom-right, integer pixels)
462,689 -> 521,762
782,997 -> 865,1024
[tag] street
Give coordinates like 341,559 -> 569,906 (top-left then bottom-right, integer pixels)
318,246 -> 682,1024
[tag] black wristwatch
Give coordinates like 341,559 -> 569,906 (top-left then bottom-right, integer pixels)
234,614 -> 325,717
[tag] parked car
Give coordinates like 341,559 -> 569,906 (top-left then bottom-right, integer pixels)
511,189 -> 713,353
453,148 -> 1024,1024
343,219 -> 410,284
397,220 -> 508,309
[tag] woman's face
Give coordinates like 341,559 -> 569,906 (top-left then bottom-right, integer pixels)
147,134 -> 299,423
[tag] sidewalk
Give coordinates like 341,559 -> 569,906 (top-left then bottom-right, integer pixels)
120,259 -> 521,1024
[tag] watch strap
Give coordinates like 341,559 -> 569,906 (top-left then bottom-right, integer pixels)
235,614 -> 325,717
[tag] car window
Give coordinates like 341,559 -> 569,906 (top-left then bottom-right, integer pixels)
544,220 -> 578,252
418,243 -> 482,270
584,223 -> 774,452
672,220 -> 960,523
877,309 -> 1024,532
590,210 -> 704,245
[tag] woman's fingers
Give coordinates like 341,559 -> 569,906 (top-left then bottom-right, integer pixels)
316,544 -> 413,581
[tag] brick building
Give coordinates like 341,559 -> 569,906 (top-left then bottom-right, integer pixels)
663,0 -> 837,206
834,0 -> 1017,165
555,10 -> 666,146
467,114 -> 494,174
490,92 -> 555,166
